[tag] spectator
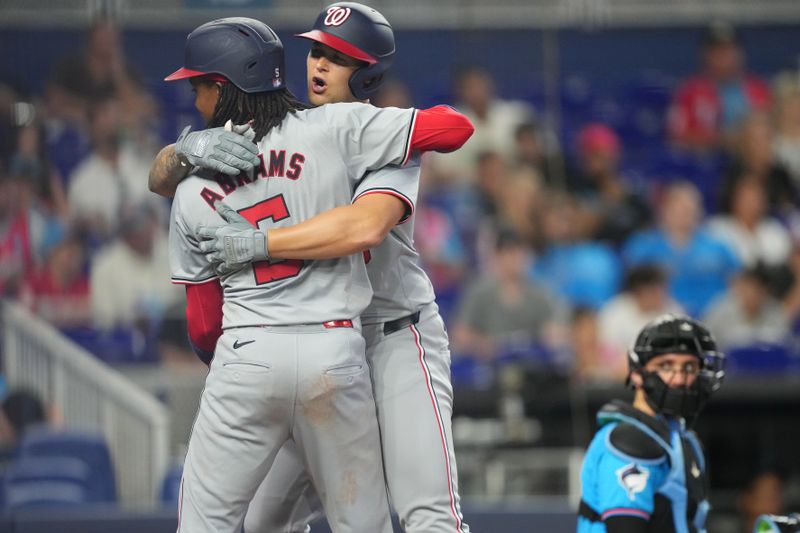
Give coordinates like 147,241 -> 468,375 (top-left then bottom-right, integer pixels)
372,78 -> 413,109
89,203 -> 181,331
0,389 -> 48,468
708,177 -> 792,268
0,83 -> 17,162
495,167 -> 542,249
453,229 -> 563,361
598,265 -> 684,365
19,230 -> 91,329
433,65 -> 535,182
703,263 -> 798,350
0,149 -> 64,299
474,150 -> 511,222
773,72 -> 800,186
720,113 -> 797,215
67,96 -> 158,239
413,199 -> 468,322
8,119 -> 68,220
738,470 -> 786,533
568,123 -> 652,247
623,181 -> 740,316
44,17 -> 157,178
531,191 -> 621,309
45,16 -> 156,137
513,121 -> 560,185
569,307 -> 624,384
668,21 -> 771,152
0,164 -> 32,298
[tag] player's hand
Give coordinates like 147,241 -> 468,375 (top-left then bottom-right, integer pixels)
174,124 -> 260,176
197,201 -> 269,275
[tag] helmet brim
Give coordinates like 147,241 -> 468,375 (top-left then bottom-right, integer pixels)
296,30 -> 377,65
165,68 -> 229,84
164,67 -> 209,82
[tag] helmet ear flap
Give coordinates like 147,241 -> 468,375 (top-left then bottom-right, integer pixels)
348,65 -> 385,100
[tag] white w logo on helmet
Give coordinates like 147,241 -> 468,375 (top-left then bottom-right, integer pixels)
324,6 -> 351,26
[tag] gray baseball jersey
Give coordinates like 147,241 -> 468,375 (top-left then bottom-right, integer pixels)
242,161 -> 470,531
169,103 -> 417,326
171,103 -> 422,533
354,160 -> 437,325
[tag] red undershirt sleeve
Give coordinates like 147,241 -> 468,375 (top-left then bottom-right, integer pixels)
409,105 -> 474,154
185,280 -> 223,366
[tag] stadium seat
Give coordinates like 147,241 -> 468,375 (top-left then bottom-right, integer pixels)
2,456 -> 92,510
61,326 -> 160,364
17,428 -> 117,504
160,463 -> 183,504
725,343 -> 795,375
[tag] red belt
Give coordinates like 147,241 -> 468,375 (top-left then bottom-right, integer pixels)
322,320 -> 353,329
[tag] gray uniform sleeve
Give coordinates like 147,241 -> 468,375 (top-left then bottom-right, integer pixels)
168,187 -> 218,285
323,103 -> 417,177
352,158 -> 420,224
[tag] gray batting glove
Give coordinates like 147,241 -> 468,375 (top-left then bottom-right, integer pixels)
174,124 -> 260,176
197,201 -> 269,275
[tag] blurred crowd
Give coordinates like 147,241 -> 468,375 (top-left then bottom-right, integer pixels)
2,18 -> 800,384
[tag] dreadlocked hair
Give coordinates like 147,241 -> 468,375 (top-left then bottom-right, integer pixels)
208,83 -> 309,141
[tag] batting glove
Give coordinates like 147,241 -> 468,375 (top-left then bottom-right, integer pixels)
174,123 -> 260,176
197,201 -> 269,275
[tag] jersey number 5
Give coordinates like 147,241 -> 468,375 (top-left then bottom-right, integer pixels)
238,195 -> 303,285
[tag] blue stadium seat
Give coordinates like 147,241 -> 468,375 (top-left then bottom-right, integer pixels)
3,456 -> 92,510
160,463 -> 183,504
61,326 -> 160,364
645,147 -> 727,213
17,428 -> 117,504
725,343 -> 795,375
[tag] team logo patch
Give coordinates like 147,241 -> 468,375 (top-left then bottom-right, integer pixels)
324,6 -> 351,26
616,463 -> 649,501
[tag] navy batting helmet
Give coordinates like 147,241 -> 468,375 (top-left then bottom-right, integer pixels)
297,2 -> 395,100
165,17 -> 285,93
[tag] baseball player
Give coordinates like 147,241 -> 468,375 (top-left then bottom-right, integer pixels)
150,5 -> 472,532
165,17 -> 472,533
578,314 -> 726,533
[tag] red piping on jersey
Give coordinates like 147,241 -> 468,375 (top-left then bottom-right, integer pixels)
354,189 -> 414,224
411,324 -> 465,532
185,280 -> 224,358
409,106 -> 474,156
402,109 -> 419,166
601,508 -> 650,521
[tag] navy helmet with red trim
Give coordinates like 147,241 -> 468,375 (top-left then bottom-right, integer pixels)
297,2 -> 395,100
165,17 -> 285,93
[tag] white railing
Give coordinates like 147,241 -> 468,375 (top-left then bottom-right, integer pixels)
1,301 -> 170,510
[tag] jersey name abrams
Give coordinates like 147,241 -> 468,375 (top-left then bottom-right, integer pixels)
199,149 -> 306,208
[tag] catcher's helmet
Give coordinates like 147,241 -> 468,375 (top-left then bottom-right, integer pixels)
628,314 -> 725,422
629,314 -> 719,369
297,2 -> 395,100
165,17 -> 285,93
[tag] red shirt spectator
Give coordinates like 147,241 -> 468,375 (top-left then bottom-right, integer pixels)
668,22 -> 771,151
0,209 -> 33,297
19,234 -> 91,328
